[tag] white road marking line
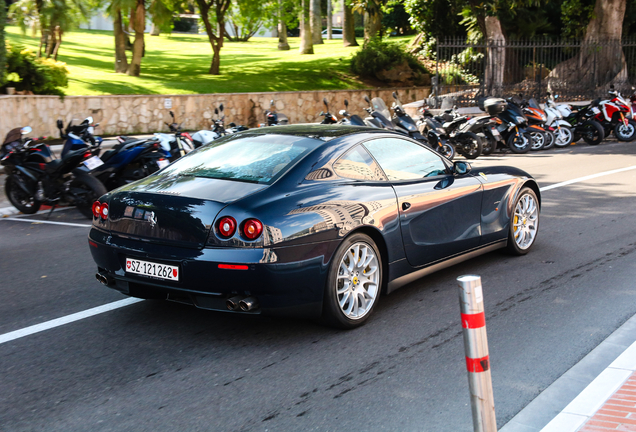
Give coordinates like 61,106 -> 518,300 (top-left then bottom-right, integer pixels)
0,298 -> 144,345
0,205 -> 73,217
1,217 -> 91,228
539,165 -> 636,192
2,164 -> 636,344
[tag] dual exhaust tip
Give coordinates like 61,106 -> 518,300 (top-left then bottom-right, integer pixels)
226,296 -> 259,312
95,273 -> 114,286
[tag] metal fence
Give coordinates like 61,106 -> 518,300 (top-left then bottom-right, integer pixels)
431,38 -> 636,107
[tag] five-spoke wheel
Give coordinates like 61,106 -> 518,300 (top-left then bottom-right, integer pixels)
507,187 -> 540,255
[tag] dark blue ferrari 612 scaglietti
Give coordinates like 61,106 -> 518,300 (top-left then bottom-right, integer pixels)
89,125 -> 540,328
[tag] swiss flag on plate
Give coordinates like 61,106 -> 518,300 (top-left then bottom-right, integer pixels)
126,260 -> 131,269
173,268 -> 178,278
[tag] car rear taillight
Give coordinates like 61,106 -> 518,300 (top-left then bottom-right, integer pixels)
217,216 -> 237,238
100,203 -> 109,220
242,219 -> 263,240
92,201 -> 101,218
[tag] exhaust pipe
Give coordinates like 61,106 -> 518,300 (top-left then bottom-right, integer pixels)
226,296 -> 243,311
239,297 -> 258,312
95,272 -> 114,286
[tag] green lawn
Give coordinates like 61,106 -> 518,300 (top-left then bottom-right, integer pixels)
5,26 -> 413,96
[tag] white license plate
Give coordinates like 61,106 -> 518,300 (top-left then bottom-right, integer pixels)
156,159 -> 169,169
592,107 -> 600,114
83,155 -> 104,170
126,258 -> 179,281
491,128 -> 502,139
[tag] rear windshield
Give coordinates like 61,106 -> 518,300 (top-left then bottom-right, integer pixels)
160,134 -> 319,184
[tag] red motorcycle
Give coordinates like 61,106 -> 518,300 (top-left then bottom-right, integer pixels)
594,85 -> 636,141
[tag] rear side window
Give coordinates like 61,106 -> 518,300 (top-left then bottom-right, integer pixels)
364,138 -> 447,180
160,134 -> 319,184
333,145 -> 387,181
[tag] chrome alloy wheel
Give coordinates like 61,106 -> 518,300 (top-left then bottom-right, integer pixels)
336,242 -> 380,320
513,193 -> 539,250
530,132 -> 545,150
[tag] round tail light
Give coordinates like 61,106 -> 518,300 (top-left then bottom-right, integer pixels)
242,219 -> 263,240
92,201 -> 101,218
100,203 -> 109,220
217,216 -> 237,238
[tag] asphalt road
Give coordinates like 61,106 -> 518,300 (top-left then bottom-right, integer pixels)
1,141 -> 636,431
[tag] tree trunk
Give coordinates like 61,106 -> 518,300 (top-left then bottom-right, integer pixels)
327,0 -> 332,40
310,0 -> 323,44
299,0 -> 314,54
113,9 -> 129,73
484,16 -> 505,96
44,24 -> 55,58
127,0 -> 145,76
52,27 -> 62,60
363,11 -> 382,42
277,0 -> 290,50
548,0 -> 628,91
0,0 -> 5,87
197,0 -> 229,75
343,0 -> 358,47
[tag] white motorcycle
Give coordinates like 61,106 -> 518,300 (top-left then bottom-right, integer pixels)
544,93 -> 575,147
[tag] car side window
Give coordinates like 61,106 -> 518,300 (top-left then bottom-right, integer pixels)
333,145 -> 388,181
364,138 -> 448,181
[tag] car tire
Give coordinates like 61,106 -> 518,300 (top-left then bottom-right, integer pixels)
506,187 -> 540,255
322,233 -> 382,329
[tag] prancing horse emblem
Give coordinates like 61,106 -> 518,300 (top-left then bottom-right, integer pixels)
145,211 -> 157,228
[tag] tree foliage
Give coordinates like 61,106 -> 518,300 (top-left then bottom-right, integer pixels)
225,0 -> 277,42
2,43 -> 69,95
1,0 -> 6,87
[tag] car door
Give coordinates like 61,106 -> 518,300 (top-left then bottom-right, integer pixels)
364,137 -> 483,268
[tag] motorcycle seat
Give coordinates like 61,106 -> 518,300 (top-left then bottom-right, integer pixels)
45,159 -> 62,174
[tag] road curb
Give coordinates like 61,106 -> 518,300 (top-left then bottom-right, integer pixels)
500,311 -> 636,431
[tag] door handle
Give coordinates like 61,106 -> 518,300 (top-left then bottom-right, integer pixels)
402,202 -> 411,211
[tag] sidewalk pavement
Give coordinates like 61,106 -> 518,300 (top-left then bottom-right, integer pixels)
502,312 -> 636,432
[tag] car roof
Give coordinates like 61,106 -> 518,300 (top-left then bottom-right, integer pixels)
239,124 -> 384,140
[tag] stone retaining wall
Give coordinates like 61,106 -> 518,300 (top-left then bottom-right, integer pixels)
0,87 -> 431,138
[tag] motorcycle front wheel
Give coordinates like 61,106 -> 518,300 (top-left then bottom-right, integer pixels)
614,119 -> 636,141
437,142 -> 456,160
553,126 -> 573,147
507,132 -> 531,154
529,131 -> 545,151
5,175 -> 41,214
70,173 -> 108,219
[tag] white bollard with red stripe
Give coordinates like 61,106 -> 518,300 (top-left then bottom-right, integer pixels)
458,275 -> 497,432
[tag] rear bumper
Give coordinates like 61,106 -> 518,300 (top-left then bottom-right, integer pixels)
89,228 -> 340,318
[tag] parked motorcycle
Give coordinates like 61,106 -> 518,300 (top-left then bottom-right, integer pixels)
543,93 -> 575,148
260,100 -> 289,127
154,111 -> 195,161
1,126 -> 107,217
337,99 -> 366,126
58,117 -> 103,156
57,118 -> 169,191
593,85 -> 636,141
477,97 -> 532,154
319,98 -> 339,124
192,103 -> 249,146
417,102 -> 482,159
507,96 -> 552,151
555,100 -> 605,145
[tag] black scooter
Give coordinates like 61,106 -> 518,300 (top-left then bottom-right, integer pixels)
261,100 -> 289,126
1,126 -> 107,218
338,99 -> 366,126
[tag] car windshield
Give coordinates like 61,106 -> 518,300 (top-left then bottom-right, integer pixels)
160,134 -> 319,184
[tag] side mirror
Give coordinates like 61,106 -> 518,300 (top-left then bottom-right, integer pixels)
364,95 -> 371,104
219,103 -> 224,112
56,119 -> 63,129
555,94 -> 559,99
453,161 -> 471,175
21,126 -> 32,135
214,108 -> 219,115
344,99 -> 349,108
392,91 -> 398,100
610,84 -> 615,90
270,100 -> 275,107
169,111 -> 175,119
